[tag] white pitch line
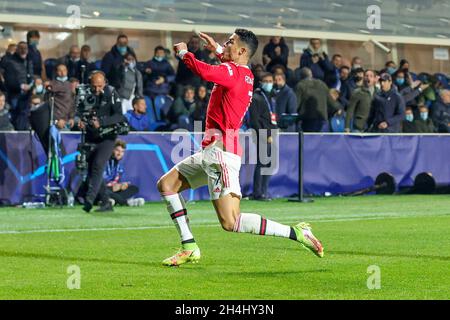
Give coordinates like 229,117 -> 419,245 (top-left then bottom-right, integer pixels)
0,213 -> 448,235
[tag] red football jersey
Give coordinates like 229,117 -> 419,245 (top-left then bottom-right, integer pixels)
182,52 -> 254,156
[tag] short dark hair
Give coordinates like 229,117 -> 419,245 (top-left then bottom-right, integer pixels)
234,28 -> 258,58
183,85 -> 195,95
114,139 -> 127,149
154,45 -> 165,54
340,66 -> 350,72
117,34 -> 128,41
332,54 -> 342,60
259,72 -> 273,81
132,96 -> 144,106
27,30 -> 40,42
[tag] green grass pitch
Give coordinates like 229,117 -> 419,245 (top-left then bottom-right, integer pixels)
0,195 -> 449,300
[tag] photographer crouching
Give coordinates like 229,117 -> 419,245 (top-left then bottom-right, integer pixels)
76,71 -> 129,213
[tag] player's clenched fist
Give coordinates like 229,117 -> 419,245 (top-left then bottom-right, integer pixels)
173,42 -> 188,55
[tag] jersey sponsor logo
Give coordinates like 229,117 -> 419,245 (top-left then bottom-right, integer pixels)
245,75 -> 254,85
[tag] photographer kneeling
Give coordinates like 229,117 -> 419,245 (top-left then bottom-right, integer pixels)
104,139 -> 145,207
78,71 -> 128,213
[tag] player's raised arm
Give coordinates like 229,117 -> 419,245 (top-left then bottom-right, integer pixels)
174,42 -> 237,89
198,32 -> 225,61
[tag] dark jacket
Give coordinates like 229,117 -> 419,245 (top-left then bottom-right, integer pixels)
168,97 -> 196,125
295,79 -> 339,121
401,120 -> 417,133
101,45 -> 136,88
274,84 -> 297,131
27,44 -> 42,76
85,85 -> 126,142
368,88 -> 405,133
414,118 -> 435,133
48,79 -> 75,121
339,78 -> 352,109
116,65 -> 143,100
0,108 -> 14,131
175,49 -> 204,86
345,86 -> 374,131
431,100 -> 450,133
142,57 -> 175,97
249,88 -> 278,134
300,49 -> 332,81
0,53 -> 33,95
58,55 -> 96,83
263,41 -> 289,71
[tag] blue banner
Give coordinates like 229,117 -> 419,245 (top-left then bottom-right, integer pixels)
0,132 -> 449,205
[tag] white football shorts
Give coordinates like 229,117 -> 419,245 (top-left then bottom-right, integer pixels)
174,141 -> 242,200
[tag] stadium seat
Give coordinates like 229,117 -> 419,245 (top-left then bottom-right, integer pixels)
94,59 -> 102,70
144,95 -> 166,131
154,95 -> 174,121
44,58 -> 58,80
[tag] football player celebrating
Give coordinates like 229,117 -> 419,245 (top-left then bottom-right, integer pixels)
157,29 -> 324,266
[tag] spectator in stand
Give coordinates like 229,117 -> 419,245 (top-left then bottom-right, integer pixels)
368,73 -> 405,133
47,63 -> 75,131
1,43 -> 17,62
432,89 -> 450,133
142,45 -> 175,98
414,105 -> 435,133
273,72 -> 297,132
115,52 -> 143,114
69,77 -> 80,95
338,66 -> 352,109
0,91 -> 14,131
0,41 -> 34,130
175,35 -> 204,97
401,106 -> 417,133
169,85 -> 197,129
249,72 -> 278,201
348,67 -> 365,92
251,63 -> 265,90
300,39 -> 331,81
191,84 -> 209,130
384,60 -> 397,75
263,36 -> 289,72
350,56 -> 363,74
57,45 -> 81,81
79,45 -> 96,84
272,64 -> 296,89
104,139 -> 145,207
345,69 -> 378,132
295,67 -> 341,132
32,76 -> 46,99
324,54 -> 343,89
124,97 -> 149,131
101,34 -> 136,88
27,30 -> 45,78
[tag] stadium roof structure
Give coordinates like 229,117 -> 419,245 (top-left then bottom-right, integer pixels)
0,0 -> 449,45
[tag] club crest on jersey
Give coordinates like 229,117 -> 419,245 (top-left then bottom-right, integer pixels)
245,75 -> 254,85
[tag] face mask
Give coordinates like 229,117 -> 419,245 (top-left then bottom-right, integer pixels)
56,76 -> 68,82
30,40 -> 39,47
154,56 -> 164,62
405,114 -> 414,122
35,85 -> 44,93
352,64 -> 361,70
128,62 -> 136,69
420,112 -> 428,121
71,57 -> 80,63
387,67 -> 396,75
117,45 -> 127,55
396,78 -> 405,86
261,83 -> 273,93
